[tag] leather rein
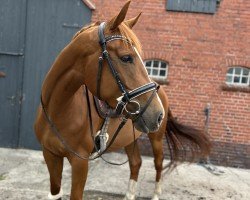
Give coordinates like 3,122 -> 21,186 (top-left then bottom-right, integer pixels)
40,22 -> 159,162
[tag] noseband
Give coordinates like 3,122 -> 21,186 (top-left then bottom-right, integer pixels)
97,22 -> 159,118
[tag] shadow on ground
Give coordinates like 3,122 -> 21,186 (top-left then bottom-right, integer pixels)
64,190 -> 149,200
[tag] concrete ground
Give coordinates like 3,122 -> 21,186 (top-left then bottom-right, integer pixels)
0,148 -> 249,200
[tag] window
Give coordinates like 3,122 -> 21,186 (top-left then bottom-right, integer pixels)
226,67 -> 250,86
144,60 -> 168,80
166,0 -> 221,14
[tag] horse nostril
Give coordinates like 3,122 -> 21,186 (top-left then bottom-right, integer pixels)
157,112 -> 163,125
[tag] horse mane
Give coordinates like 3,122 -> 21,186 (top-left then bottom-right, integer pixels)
72,21 -> 142,53
72,22 -> 101,40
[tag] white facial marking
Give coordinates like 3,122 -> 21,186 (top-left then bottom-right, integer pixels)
134,47 -> 165,120
156,93 -> 165,120
133,47 -> 148,75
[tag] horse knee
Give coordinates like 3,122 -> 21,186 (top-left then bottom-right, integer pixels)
130,158 -> 142,174
154,157 -> 163,171
154,157 -> 163,182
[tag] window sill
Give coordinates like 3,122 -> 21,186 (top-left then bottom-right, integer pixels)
150,77 -> 169,85
221,84 -> 250,93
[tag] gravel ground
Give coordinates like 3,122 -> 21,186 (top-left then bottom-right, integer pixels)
0,148 -> 249,200
75,191 -> 149,200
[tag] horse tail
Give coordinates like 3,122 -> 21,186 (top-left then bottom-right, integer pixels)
164,108 -> 211,170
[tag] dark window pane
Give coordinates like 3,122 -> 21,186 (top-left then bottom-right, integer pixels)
243,68 -> 249,76
161,62 -> 167,69
242,77 -> 248,84
145,61 -> 151,67
160,70 -> 166,76
146,68 -> 151,75
234,76 -> 240,83
152,69 -> 158,75
235,68 -> 241,75
153,61 -> 159,68
166,0 -> 218,14
227,68 -> 234,74
226,75 -> 232,83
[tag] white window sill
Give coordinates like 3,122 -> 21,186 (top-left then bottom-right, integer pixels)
150,77 -> 169,85
221,83 -> 250,93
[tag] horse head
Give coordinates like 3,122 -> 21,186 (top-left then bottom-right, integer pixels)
72,1 -> 164,133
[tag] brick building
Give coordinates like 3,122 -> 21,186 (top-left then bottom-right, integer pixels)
91,0 -> 250,168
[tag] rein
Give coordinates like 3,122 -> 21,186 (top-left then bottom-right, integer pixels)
40,22 -> 159,164
40,86 -> 130,162
85,85 -> 132,165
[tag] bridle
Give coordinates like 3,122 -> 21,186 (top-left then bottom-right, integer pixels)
97,22 -> 159,118
41,22 -> 160,163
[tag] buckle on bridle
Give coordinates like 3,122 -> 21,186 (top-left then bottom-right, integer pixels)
124,100 -> 140,115
99,56 -> 103,61
102,50 -> 109,58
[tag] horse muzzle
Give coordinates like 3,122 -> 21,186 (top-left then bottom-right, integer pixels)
133,110 -> 164,133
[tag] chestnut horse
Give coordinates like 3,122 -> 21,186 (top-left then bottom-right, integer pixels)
34,1 -> 165,200
34,1 -> 210,200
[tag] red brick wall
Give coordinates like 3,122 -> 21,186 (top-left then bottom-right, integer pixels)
91,0 -> 250,168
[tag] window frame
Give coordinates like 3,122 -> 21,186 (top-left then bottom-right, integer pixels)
144,60 -> 169,83
166,0 -> 221,14
226,67 -> 250,87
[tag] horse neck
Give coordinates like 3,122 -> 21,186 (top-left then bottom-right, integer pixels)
41,43 -> 86,116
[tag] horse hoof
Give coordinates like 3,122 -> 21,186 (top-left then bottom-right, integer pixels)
48,188 -> 63,200
151,194 -> 159,200
123,194 -> 136,200
123,197 -> 135,200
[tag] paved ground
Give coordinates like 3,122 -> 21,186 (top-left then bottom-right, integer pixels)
0,148 -> 249,200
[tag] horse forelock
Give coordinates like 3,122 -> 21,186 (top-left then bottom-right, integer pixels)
118,22 -> 142,54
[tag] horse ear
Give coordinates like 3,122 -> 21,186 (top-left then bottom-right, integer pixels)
125,12 -> 142,29
108,1 -> 131,31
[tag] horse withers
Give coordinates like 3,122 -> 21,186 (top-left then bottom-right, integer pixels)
34,1 -> 165,199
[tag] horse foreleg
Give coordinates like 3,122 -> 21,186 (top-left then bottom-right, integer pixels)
149,133 -> 164,200
68,156 -> 88,200
43,147 -> 64,200
124,141 -> 142,200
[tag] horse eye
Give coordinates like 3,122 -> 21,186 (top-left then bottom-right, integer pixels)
120,55 -> 133,63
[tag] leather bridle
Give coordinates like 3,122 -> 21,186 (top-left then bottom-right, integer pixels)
96,22 -> 159,119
